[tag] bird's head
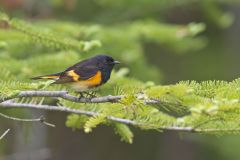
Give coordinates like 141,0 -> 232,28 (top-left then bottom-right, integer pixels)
94,54 -> 120,70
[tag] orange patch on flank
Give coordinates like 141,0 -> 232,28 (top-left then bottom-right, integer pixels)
84,71 -> 102,86
70,71 -> 102,91
68,70 -> 101,86
67,70 -> 80,81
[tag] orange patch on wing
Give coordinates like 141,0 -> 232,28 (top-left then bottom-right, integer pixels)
41,75 -> 59,79
67,70 -> 80,81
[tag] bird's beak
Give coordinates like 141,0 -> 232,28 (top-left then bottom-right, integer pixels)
113,61 -> 120,64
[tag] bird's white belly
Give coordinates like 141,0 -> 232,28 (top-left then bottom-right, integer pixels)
70,82 -> 91,92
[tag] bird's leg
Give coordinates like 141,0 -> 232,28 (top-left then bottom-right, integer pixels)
91,91 -> 97,98
85,91 -> 97,98
77,91 -> 85,99
76,91 -> 97,99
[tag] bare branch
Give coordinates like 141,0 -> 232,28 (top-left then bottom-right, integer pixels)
0,129 -> 10,140
0,112 -> 55,127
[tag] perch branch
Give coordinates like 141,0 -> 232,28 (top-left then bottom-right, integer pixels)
0,90 -> 159,104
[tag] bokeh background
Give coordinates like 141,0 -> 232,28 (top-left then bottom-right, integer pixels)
0,0 -> 240,160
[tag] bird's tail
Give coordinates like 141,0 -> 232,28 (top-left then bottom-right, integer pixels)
31,72 -> 62,80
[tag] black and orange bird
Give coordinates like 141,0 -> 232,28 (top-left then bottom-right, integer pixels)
32,54 -> 120,96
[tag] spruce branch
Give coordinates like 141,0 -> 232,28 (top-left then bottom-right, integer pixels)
1,101 -> 240,133
10,19 -> 101,51
0,12 -> 101,51
0,101 -> 137,125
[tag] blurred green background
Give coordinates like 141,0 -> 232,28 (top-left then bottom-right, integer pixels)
0,0 -> 240,160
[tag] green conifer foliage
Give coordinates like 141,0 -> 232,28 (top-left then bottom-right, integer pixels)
0,10 -> 239,143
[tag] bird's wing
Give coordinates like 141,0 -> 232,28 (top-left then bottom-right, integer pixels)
54,60 -> 99,84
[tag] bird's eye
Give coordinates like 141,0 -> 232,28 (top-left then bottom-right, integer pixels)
106,58 -> 113,63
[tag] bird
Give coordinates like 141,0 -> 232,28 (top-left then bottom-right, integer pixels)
32,54 -> 120,97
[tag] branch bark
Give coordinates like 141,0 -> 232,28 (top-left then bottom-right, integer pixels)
0,90 -> 159,104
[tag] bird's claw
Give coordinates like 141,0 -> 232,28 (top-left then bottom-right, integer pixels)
77,91 -> 97,99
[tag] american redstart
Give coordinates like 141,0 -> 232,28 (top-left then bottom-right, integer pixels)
32,55 -> 120,94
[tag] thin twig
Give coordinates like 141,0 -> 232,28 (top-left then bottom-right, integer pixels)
0,129 -> 10,140
0,112 -> 55,127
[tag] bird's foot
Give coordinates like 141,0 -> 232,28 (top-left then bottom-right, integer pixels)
77,91 -> 97,99
77,92 -> 85,99
85,91 -> 97,98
